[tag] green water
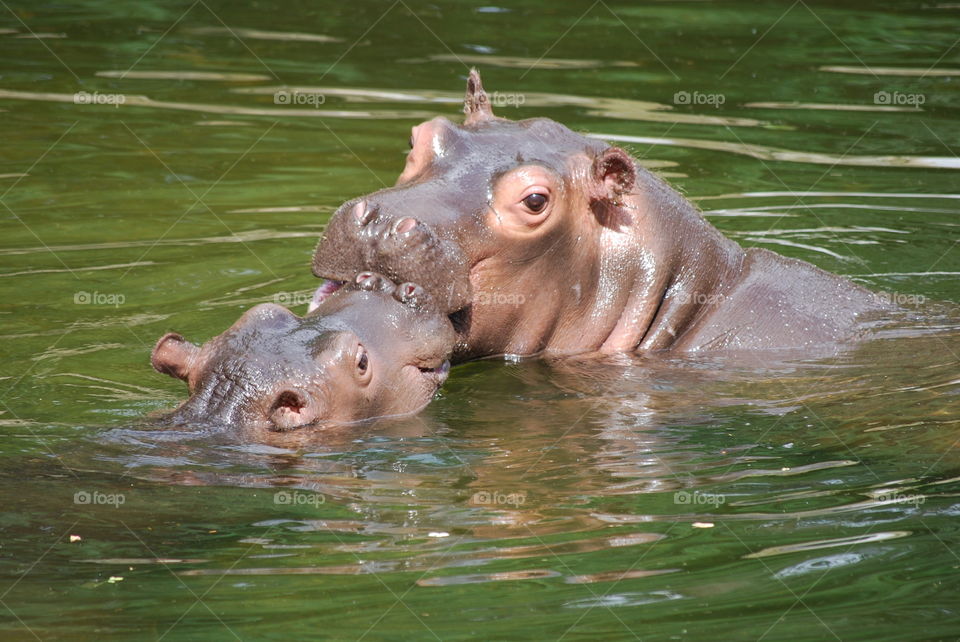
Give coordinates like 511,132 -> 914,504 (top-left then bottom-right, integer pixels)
2,1 -> 959,640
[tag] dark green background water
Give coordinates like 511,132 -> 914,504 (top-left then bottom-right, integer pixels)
1,1 -> 959,640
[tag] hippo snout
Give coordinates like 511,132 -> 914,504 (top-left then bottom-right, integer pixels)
349,199 -> 420,236
348,199 -> 433,256
163,372 -> 249,426
314,197 -> 473,315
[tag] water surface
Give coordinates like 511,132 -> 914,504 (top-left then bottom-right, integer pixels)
1,1 -> 959,640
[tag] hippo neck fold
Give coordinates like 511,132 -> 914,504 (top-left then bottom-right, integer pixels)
625,169 -> 746,351
573,168 -> 746,355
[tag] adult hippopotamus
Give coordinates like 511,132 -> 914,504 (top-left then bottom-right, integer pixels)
312,70 -> 887,362
151,273 -> 454,431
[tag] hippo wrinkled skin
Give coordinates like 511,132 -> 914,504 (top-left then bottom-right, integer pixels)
313,70 -> 887,361
151,273 -> 454,431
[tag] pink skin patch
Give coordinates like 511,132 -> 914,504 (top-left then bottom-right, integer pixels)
437,360 -> 451,382
420,360 -> 451,386
308,279 -> 344,313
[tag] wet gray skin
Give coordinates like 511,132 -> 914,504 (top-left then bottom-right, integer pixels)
151,273 -> 454,432
312,70 -> 890,362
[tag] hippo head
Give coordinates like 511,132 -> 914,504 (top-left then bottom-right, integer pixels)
151,273 -> 454,432
312,69 -> 685,360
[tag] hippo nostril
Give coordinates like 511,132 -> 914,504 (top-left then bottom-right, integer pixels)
353,200 -> 378,226
396,282 -> 425,306
391,217 -> 418,236
357,272 -> 391,292
270,389 -> 309,431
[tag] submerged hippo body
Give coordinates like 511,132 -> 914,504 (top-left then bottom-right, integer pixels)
313,70 -> 887,362
151,273 -> 454,431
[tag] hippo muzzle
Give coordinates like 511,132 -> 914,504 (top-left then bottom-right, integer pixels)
312,194 -> 474,316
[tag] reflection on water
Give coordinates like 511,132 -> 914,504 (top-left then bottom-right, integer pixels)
96,70 -> 273,82
0,88 -> 439,120
52,324 -> 960,586
400,53 -> 642,69
592,132 -> 960,170
820,65 -> 960,77
183,26 -> 343,43
0,83 -> 766,126
744,101 -> 921,113
1,0 -> 959,638
4,321 -> 947,641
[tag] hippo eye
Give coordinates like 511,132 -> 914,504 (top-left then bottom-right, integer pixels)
521,193 -> 548,213
408,136 -> 414,149
355,346 -> 369,374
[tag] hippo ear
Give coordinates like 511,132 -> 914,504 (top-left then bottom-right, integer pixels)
463,68 -> 495,125
592,147 -> 636,201
151,332 -> 200,381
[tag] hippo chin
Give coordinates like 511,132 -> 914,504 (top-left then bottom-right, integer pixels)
151,273 -> 454,432
312,69 -> 889,362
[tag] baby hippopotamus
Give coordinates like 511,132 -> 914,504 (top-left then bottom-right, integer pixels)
150,273 -> 454,431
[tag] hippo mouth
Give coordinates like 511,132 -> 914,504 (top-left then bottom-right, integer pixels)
308,279 -> 345,313
418,359 -> 451,386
